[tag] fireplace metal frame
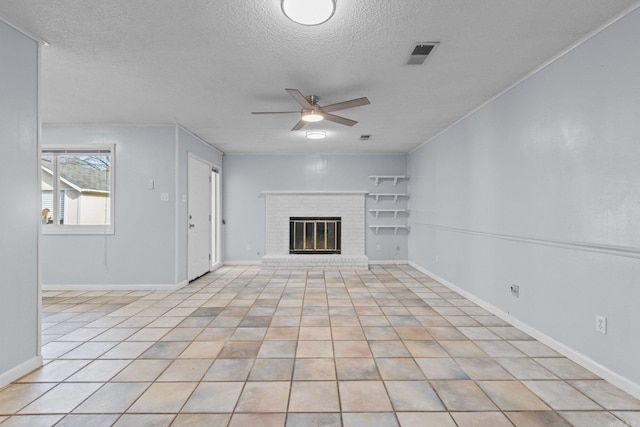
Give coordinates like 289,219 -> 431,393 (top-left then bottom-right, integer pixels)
289,217 -> 341,254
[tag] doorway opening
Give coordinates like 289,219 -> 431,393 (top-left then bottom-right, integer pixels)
211,167 -> 221,268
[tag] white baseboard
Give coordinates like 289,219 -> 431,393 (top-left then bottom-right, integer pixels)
223,260 -> 262,266
408,262 -> 640,400
221,260 -> 410,268
221,261 -> 411,267
0,356 -> 42,389
371,260 -> 409,265
42,282 -> 187,291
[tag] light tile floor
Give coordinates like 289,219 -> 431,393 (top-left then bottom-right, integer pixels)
1,265 -> 639,426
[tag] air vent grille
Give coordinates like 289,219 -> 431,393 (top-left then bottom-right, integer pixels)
407,42 -> 439,65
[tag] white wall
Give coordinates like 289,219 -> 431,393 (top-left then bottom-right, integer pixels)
0,20 -> 41,386
408,8 -> 640,391
223,154 -> 408,262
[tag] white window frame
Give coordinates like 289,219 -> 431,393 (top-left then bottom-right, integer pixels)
41,145 -> 115,235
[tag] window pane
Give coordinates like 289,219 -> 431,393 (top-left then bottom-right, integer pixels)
41,155 -> 54,225
57,154 -> 111,225
294,222 -> 304,250
327,222 -> 336,250
316,222 -> 326,250
305,222 -> 314,250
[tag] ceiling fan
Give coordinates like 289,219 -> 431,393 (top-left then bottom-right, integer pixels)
252,88 -> 370,131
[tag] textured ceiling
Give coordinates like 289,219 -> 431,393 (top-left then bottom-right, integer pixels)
1,0 -> 638,154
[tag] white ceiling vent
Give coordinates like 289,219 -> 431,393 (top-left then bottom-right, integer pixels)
407,42 -> 439,65
360,134 -> 371,141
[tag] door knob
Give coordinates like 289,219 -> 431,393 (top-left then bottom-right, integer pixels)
189,223 -> 195,228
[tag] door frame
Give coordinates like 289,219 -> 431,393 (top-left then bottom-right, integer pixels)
186,153 -> 222,280
211,165 -> 222,270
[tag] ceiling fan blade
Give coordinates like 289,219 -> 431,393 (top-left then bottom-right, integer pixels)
285,88 -> 313,109
291,120 -> 307,131
321,97 -> 370,113
251,111 -> 300,114
323,113 -> 357,127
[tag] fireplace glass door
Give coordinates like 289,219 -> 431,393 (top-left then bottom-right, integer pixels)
290,217 -> 341,254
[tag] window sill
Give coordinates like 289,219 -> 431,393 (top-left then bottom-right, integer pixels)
42,225 -> 114,235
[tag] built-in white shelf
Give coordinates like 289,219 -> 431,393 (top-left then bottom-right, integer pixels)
369,209 -> 408,219
369,225 -> 409,234
368,175 -> 409,234
262,190 -> 368,195
369,175 -> 407,186
368,193 -> 408,203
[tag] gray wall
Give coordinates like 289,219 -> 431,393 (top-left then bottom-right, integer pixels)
42,125 -> 178,286
41,125 -> 222,287
223,154 -> 408,262
408,9 -> 640,387
0,21 -> 40,384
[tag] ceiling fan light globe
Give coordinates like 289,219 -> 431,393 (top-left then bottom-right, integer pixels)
281,0 -> 336,26
301,111 -> 324,122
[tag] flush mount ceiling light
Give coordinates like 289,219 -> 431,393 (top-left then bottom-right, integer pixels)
305,131 -> 326,139
281,0 -> 336,26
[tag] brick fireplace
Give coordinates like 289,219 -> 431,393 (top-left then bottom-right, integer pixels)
262,191 -> 369,270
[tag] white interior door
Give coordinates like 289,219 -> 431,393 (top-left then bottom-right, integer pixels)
187,155 -> 211,281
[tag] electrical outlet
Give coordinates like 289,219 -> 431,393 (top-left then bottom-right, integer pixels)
510,285 -> 519,298
435,255 -> 439,262
376,244 -> 381,251
595,315 -> 607,334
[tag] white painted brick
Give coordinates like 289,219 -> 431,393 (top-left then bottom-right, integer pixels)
264,193 -> 368,269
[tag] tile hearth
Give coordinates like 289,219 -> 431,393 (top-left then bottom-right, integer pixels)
0,265 -> 638,426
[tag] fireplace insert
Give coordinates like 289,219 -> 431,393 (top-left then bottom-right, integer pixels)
289,217 -> 341,254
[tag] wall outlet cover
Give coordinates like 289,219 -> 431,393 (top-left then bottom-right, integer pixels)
595,315 -> 607,334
